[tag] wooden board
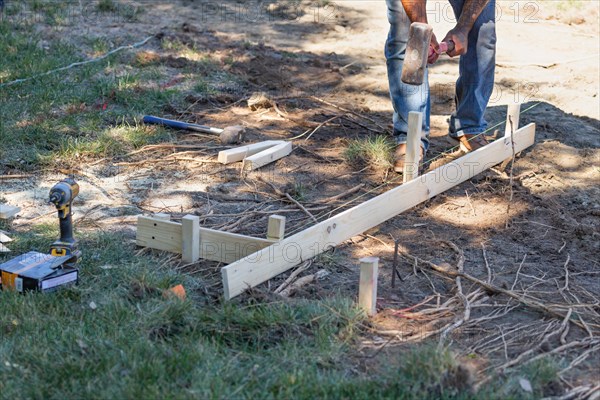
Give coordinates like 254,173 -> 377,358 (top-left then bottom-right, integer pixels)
221,123 -> 536,300
218,141 -> 284,164
0,204 -> 21,219
244,141 -> 293,171
200,228 -> 276,264
136,216 -> 183,254
137,215 -> 276,264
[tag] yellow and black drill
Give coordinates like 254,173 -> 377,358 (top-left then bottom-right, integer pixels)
49,177 -> 81,264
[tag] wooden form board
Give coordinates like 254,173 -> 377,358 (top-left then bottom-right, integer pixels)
0,204 -> 21,219
221,123 -> 537,300
199,230 -> 276,264
244,142 -> 293,171
136,216 -> 183,254
136,215 -> 277,264
218,141 -> 284,164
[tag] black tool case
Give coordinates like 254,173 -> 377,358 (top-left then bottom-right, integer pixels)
0,251 -> 79,292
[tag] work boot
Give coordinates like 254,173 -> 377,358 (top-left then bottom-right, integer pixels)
394,143 -> 425,173
451,134 -> 490,152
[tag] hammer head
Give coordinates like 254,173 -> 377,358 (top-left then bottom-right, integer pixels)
401,22 -> 433,86
219,125 -> 246,144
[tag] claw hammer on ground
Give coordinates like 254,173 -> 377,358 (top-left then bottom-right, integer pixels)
143,115 -> 246,144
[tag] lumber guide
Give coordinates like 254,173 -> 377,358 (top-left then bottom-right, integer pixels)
222,109 -> 534,300
136,106 -> 534,302
136,214 -> 287,264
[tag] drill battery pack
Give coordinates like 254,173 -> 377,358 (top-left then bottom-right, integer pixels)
0,251 -> 79,293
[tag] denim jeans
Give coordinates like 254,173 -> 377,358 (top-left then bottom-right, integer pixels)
385,0 -> 496,150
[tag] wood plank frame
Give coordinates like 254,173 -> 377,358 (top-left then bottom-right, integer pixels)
221,123 -> 536,300
136,215 -> 281,264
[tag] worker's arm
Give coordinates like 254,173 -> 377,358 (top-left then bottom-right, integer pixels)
401,0 -> 440,61
443,0 -> 490,57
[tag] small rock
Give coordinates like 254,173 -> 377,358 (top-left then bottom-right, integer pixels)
519,377 -> 533,393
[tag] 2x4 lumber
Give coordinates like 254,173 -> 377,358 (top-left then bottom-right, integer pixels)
0,204 -> 21,219
221,123 -> 537,300
358,257 -> 379,316
136,216 -> 183,254
267,215 -> 286,240
218,141 -> 284,164
244,141 -> 293,171
182,215 -> 200,263
0,243 -> 10,253
199,228 -> 276,264
505,103 -> 521,136
403,111 -> 423,183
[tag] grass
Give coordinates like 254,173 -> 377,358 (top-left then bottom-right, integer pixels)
0,227 -> 485,399
0,223 -> 562,398
344,135 -> 395,170
0,10 -> 220,172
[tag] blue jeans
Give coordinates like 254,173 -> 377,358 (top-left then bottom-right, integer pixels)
385,0 -> 496,150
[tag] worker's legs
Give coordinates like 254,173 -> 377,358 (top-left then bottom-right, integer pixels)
448,0 -> 497,138
385,0 -> 430,150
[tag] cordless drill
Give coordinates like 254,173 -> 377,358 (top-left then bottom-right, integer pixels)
49,178 -> 81,265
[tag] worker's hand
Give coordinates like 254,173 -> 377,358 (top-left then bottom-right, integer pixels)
442,27 -> 468,57
427,33 -> 441,64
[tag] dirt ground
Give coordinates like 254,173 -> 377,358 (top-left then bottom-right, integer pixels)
1,0 -> 599,396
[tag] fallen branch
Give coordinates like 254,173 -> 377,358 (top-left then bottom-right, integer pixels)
0,35 -> 155,88
400,247 -> 586,330
274,261 -> 311,294
279,269 -> 328,297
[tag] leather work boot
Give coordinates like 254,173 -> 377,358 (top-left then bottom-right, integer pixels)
394,143 -> 425,173
452,134 -> 490,152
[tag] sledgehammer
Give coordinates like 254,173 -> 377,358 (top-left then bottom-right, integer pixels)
401,22 -> 455,86
143,115 -> 246,144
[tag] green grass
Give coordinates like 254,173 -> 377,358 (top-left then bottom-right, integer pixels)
0,225 -> 561,398
344,135 -> 395,170
0,227 -> 476,399
0,17 -> 211,171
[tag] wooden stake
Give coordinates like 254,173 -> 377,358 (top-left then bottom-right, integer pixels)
358,257 -> 379,316
404,111 -> 423,182
267,215 -> 286,240
505,103 -> 521,137
153,213 -> 171,221
181,215 -> 200,263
